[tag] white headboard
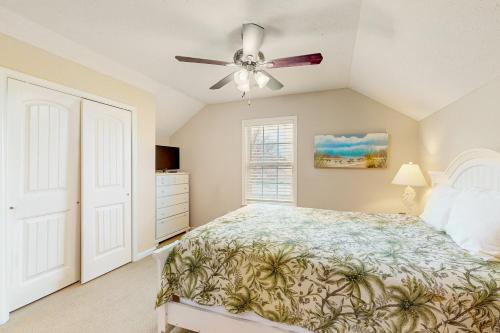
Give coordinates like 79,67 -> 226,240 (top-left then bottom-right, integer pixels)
429,148 -> 500,191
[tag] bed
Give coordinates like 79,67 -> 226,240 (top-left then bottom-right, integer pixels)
153,149 -> 500,333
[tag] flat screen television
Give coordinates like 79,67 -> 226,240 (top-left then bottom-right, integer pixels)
156,145 -> 180,171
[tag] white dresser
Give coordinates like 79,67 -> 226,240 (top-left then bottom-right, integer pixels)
156,172 -> 190,242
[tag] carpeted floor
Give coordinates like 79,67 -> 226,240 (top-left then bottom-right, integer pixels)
0,256 -> 190,333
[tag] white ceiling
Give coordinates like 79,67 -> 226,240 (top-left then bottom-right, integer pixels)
0,0 -> 499,135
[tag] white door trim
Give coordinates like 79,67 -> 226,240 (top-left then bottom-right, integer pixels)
0,69 -> 8,325
0,67 -> 140,324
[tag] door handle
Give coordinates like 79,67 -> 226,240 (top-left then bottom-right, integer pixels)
9,206 -> 15,210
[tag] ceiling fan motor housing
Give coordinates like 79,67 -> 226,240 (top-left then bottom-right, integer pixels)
233,48 -> 265,70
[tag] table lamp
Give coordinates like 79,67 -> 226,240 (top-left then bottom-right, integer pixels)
392,162 -> 427,214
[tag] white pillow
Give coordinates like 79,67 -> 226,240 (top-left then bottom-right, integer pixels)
446,188 -> 500,260
420,185 -> 459,230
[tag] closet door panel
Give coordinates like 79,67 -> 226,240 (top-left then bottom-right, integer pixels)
81,100 -> 132,283
6,79 -> 81,311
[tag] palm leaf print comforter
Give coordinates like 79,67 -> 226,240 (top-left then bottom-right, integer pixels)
156,204 -> 500,333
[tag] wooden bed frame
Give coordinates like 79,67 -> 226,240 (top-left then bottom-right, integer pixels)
153,148 -> 500,333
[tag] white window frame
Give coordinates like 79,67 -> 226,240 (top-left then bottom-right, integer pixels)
241,116 -> 297,206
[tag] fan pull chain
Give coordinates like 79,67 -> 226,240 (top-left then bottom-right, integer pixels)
241,92 -> 251,108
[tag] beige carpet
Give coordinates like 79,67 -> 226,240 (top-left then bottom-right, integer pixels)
0,256 -> 190,333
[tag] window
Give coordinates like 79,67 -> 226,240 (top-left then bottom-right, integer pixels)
242,116 -> 297,205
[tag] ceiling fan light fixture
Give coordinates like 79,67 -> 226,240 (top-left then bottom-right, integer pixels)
237,81 -> 250,92
234,69 -> 249,85
175,23 -> 323,95
254,71 -> 270,88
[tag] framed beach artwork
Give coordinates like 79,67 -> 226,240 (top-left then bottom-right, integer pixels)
314,133 -> 389,169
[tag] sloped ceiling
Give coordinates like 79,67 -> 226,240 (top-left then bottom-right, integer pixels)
350,0 -> 500,120
0,0 -> 499,136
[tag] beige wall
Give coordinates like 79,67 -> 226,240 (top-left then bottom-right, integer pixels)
0,32 -> 156,252
171,89 -> 420,227
156,135 -> 170,146
420,76 -> 500,171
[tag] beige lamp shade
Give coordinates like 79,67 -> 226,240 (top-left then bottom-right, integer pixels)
392,162 -> 427,187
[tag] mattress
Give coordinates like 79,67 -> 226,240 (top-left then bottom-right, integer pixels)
157,204 -> 500,333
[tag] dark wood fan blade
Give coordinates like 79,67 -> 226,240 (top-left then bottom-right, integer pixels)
261,70 -> 284,90
265,53 -> 323,68
210,72 -> 236,90
175,56 -> 234,66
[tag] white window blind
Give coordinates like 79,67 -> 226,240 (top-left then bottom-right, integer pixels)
242,117 -> 296,205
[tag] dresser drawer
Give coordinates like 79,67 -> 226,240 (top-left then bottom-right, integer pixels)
156,212 -> 189,239
157,174 -> 189,186
157,193 -> 189,209
157,202 -> 189,220
156,175 -> 172,186
157,184 -> 189,197
173,174 -> 189,184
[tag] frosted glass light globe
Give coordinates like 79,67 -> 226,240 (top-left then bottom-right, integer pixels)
254,71 -> 270,88
234,69 -> 249,85
237,81 -> 250,92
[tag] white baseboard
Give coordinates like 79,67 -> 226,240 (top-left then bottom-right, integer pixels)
133,246 -> 156,262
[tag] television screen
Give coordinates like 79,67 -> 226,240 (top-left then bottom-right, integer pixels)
156,145 -> 180,171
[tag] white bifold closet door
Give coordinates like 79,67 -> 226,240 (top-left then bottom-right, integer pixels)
6,79 -> 81,311
81,100 -> 132,283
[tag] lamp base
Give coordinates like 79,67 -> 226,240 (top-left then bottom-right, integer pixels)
402,185 -> 416,215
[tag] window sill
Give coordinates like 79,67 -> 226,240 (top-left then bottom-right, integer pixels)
243,200 -> 296,207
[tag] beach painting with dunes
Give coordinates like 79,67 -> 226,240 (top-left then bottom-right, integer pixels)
314,133 -> 389,168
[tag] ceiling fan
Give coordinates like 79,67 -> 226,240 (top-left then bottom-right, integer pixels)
175,23 -> 323,95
